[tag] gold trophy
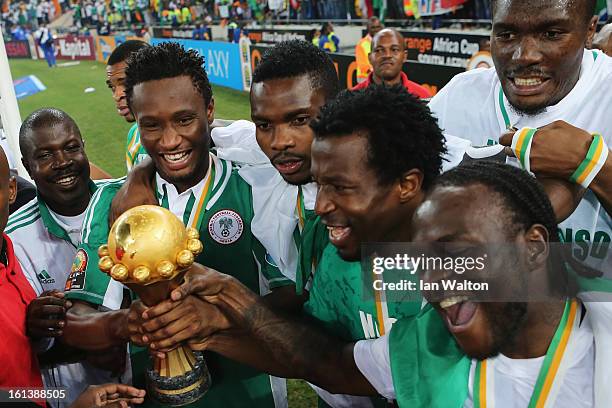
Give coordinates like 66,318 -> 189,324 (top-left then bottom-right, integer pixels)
98,205 -> 211,406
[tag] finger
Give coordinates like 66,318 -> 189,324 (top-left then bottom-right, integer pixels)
142,299 -> 179,320
499,132 -> 514,146
150,327 -> 199,350
170,264 -> 219,301
144,316 -> 195,343
34,297 -> 66,308
38,304 -> 67,315
31,318 -> 65,330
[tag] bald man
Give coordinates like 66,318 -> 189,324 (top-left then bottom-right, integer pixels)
592,23 -> 612,56
352,28 -> 431,98
0,147 -> 45,405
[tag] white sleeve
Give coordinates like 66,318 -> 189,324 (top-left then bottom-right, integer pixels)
353,336 -> 396,400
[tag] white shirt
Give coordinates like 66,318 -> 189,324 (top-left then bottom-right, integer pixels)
355,304 -> 596,407
429,49 -> 612,277
7,184 -> 117,407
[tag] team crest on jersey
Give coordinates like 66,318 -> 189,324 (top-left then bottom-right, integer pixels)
208,209 -> 244,244
65,249 -> 87,291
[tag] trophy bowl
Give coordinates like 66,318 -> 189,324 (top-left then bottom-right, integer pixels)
98,205 -> 211,406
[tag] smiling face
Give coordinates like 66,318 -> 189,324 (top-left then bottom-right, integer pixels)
251,75 -> 326,185
412,184 -> 532,359
106,61 -> 134,122
22,122 -> 91,215
370,30 -> 406,83
491,0 -> 596,114
131,75 -> 213,193
311,133 -> 411,261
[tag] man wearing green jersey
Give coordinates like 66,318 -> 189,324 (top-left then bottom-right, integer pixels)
8,108 -> 121,407
105,40 -> 150,172
63,43 -> 294,408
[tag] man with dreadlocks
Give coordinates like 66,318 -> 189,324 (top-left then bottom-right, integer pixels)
145,161 -> 610,407
62,42 -> 295,407
429,0 -> 612,281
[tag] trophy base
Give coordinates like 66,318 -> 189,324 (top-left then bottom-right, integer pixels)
147,351 -> 211,407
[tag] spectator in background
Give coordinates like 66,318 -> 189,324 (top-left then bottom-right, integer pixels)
355,16 -> 383,83
35,23 -> 56,68
592,23 -> 612,56
193,22 -> 210,40
319,22 -> 339,52
10,23 -> 27,41
310,28 -> 320,46
352,28 -> 430,98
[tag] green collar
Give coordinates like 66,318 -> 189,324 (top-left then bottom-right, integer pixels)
38,179 -> 97,246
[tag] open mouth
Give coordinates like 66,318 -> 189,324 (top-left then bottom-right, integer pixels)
326,225 -> 351,246
438,296 -> 479,333
117,106 -> 131,117
160,150 -> 192,170
508,75 -> 550,95
273,158 -> 304,176
54,174 -> 78,188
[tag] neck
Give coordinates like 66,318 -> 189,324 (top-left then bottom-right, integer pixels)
173,154 -> 210,194
373,73 -> 402,87
45,190 -> 91,217
502,300 -> 566,359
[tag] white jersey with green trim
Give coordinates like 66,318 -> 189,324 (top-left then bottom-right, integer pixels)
354,303 -> 596,407
6,179 -> 119,408
429,49 -> 612,281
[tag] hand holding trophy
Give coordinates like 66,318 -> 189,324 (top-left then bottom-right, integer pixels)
98,205 -> 211,406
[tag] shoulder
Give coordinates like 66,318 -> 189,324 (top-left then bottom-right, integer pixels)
81,178 -> 125,241
6,197 -> 41,235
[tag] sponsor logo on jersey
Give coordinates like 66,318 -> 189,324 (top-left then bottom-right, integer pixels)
37,269 -> 55,285
208,209 -> 244,244
65,249 -> 88,291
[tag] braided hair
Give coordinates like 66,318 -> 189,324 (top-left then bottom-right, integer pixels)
434,161 -> 588,297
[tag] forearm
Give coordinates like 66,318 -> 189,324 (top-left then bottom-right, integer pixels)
61,301 -> 128,350
589,155 -> 612,216
208,284 -> 375,394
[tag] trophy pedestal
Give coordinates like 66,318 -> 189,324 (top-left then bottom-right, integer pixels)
147,348 -> 211,407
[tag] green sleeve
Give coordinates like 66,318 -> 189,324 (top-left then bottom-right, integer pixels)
296,214 -> 328,295
65,181 -> 125,310
252,236 -> 293,290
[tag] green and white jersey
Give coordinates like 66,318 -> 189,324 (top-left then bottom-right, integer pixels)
125,123 -> 149,172
298,220 -> 422,408
6,179 -> 118,408
429,49 -> 612,285
65,154 -> 291,408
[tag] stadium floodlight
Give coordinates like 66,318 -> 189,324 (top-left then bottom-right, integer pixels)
0,29 -> 30,180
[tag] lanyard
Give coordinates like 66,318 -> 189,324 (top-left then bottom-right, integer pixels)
473,299 -> 578,408
159,156 -> 215,231
296,185 -> 306,232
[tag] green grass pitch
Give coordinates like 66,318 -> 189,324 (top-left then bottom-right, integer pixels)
9,58 -> 317,407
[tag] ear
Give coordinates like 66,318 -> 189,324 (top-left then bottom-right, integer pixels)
403,49 -> 407,62
8,176 -> 17,206
524,223 -> 549,270
586,15 -> 598,48
397,169 -> 423,204
207,96 -> 215,125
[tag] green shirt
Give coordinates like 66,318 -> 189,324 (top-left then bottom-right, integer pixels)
125,123 -> 149,172
298,217 -> 422,406
65,155 -> 291,407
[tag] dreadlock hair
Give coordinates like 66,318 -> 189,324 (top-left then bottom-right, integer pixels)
252,40 -> 340,100
310,85 -> 446,189
124,42 -> 212,109
107,39 -> 149,66
434,161 -> 585,297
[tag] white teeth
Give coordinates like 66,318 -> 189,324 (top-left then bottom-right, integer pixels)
56,176 -> 76,185
163,152 -> 189,162
326,226 -> 347,239
440,296 -> 468,309
514,77 -> 543,86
